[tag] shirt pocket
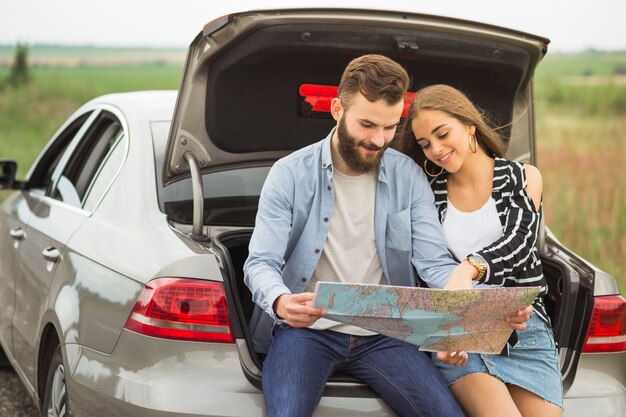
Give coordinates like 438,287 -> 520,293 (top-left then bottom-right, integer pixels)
386,208 -> 412,250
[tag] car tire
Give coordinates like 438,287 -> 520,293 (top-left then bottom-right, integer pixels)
41,346 -> 72,417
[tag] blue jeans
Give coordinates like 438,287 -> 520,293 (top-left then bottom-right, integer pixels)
262,325 -> 465,417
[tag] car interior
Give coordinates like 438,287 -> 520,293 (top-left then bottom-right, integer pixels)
203,23 -> 533,155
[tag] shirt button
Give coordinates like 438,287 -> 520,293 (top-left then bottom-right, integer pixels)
301,277 -> 307,283
323,217 -> 329,222
327,185 -> 331,191
315,248 -> 320,253
322,163 -> 327,168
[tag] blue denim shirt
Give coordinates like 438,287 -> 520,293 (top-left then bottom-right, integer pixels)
244,129 -> 458,352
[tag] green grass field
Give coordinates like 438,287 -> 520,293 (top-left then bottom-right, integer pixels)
534,54 -> 626,293
0,65 -> 183,177
536,51 -> 626,78
0,49 -> 624,293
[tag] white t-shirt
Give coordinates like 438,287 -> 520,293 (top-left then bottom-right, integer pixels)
307,169 -> 384,335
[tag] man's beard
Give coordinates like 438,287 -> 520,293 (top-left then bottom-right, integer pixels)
337,117 -> 387,174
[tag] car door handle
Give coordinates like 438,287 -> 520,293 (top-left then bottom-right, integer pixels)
10,227 -> 25,240
42,247 -> 61,263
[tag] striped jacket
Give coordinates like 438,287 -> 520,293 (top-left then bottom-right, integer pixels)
431,157 -> 549,324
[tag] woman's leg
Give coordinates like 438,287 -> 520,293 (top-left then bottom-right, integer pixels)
508,385 -> 563,417
450,373 -> 521,417
504,314 -> 563,417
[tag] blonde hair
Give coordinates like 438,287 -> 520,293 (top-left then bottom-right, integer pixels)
396,84 -> 505,167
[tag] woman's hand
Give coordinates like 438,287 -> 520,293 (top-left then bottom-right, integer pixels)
506,305 -> 534,330
436,351 -> 468,366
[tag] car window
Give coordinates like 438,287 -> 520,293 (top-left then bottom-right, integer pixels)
82,132 -> 126,212
26,112 -> 93,193
162,167 -> 270,226
51,111 -> 124,208
151,121 -> 270,226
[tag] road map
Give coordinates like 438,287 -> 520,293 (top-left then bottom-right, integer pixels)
313,282 -> 540,354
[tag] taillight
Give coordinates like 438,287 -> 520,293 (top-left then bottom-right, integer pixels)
124,278 -> 234,343
582,295 -> 626,353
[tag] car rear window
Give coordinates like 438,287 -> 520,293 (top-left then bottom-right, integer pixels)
151,121 -> 270,226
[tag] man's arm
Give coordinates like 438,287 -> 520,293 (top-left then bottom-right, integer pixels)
408,168 -> 464,288
243,162 -> 324,324
244,162 -> 295,321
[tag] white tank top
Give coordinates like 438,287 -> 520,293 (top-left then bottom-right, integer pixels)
442,197 -> 503,264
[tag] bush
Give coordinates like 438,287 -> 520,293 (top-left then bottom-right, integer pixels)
7,43 -> 30,87
614,64 -> 626,75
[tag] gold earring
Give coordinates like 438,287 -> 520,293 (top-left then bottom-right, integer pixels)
423,160 -> 444,177
468,134 -> 478,153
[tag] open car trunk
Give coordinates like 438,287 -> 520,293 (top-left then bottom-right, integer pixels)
161,8 -> 594,394
213,230 -> 593,393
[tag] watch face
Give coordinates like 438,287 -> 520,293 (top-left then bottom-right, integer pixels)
472,254 -> 488,267
467,255 -> 487,281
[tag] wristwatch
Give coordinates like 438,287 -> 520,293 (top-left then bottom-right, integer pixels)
465,254 -> 488,281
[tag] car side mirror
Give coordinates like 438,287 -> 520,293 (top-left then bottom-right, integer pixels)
0,160 -> 19,190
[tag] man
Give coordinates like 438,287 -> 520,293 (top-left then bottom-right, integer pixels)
244,54 -> 526,417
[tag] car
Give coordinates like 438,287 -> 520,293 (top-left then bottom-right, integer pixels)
0,7 -> 625,417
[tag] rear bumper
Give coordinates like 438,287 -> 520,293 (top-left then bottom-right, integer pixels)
66,331 -> 626,416
563,352 -> 626,417
63,330 -> 396,417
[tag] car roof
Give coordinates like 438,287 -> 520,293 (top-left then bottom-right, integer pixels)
83,90 -> 177,122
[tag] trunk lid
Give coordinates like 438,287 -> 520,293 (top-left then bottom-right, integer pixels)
163,7 -> 549,185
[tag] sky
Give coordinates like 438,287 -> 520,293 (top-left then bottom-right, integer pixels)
1,0 -> 625,53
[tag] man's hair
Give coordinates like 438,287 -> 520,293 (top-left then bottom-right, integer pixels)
337,54 -> 410,109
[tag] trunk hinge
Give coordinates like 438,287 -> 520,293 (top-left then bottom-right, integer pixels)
184,152 -> 209,242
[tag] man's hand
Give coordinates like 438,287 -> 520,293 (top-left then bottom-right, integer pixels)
506,305 -> 534,330
274,293 -> 326,327
436,351 -> 468,367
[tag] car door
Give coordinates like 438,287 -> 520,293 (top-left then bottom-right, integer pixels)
0,188 -> 33,359
0,111 -> 92,372
12,109 -> 124,387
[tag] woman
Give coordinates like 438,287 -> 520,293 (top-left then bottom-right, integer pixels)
396,84 -> 563,417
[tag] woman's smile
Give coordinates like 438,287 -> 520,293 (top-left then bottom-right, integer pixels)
437,150 -> 454,164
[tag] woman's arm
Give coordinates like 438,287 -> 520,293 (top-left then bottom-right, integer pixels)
523,164 -> 543,212
474,162 -> 543,285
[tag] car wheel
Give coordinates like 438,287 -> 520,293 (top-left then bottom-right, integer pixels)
42,346 -> 71,417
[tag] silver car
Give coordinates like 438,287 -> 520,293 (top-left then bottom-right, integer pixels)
0,8 -> 624,417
